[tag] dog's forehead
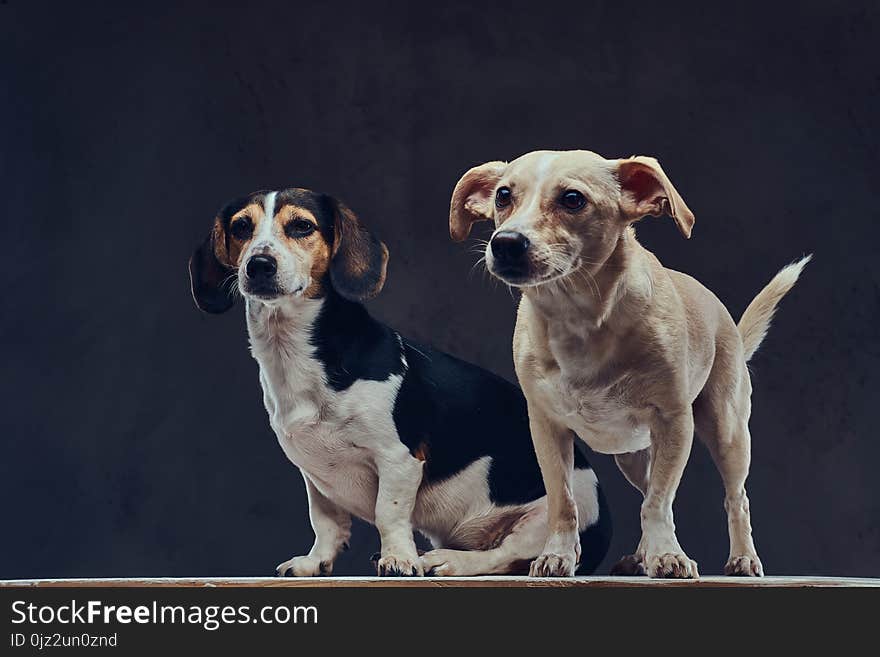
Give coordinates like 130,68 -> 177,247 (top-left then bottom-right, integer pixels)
274,188 -> 331,225
506,150 -> 615,188
219,188 -> 333,228
219,191 -> 269,222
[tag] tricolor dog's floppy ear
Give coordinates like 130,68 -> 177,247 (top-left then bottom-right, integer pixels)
617,156 -> 695,238
329,198 -> 389,302
449,160 -> 507,242
188,219 -> 237,314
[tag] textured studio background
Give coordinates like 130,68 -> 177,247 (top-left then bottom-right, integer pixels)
1,1 -> 878,578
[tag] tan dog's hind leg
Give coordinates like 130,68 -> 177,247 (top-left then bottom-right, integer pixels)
695,370 -> 763,576
526,405 -> 581,577
609,449 -> 651,575
639,410 -> 699,578
712,425 -> 762,576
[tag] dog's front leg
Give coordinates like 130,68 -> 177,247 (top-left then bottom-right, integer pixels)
276,473 -> 352,577
527,404 -> 580,577
374,447 -> 424,576
639,409 -> 699,578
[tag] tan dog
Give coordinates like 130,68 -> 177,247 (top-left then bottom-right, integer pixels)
450,150 -> 809,578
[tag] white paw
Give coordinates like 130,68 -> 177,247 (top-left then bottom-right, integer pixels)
724,554 -> 763,576
376,553 -> 423,577
276,555 -> 332,577
645,552 -> 699,579
421,549 -> 475,576
530,532 -> 580,577
529,552 -> 577,577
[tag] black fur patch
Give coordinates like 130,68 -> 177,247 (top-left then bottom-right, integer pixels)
391,339 -> 594,506
309,288 -> 405,391
307,290 -> 598,510
188,231 -> 235,314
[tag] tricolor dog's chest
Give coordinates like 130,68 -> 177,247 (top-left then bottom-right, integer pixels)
247,298 -> 403,521
276,415 -> 381,522
268,378 -> 403,523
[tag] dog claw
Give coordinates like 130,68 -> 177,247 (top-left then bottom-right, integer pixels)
529,552 -> 577,577
276,555 -> 332,577
645,552 -> 699,579
724,555 -> 763,576
376,554 -> 423,577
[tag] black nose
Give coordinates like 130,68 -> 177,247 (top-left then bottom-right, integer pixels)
246,254 -> 277,279
491,231 -> 530,263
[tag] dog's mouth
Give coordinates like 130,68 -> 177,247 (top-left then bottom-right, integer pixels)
488,263 -> 533,286
489,256 -> 581,289
240,281 -> 305,302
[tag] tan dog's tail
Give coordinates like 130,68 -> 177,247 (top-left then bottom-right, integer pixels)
738,255 -> 812,362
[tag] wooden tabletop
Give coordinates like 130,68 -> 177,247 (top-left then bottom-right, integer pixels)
2,576 -> 877,588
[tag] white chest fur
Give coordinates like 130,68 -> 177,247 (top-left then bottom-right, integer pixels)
246,298 -> 402,522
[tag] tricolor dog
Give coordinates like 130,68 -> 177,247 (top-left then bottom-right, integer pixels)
189,188 -> 611,576
450,150 -> 809,578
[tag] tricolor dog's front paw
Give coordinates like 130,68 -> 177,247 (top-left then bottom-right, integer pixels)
376,553 -> 423,577
645,552 -> 699,579
276,555 -> 332,577
421,549 -> 485,576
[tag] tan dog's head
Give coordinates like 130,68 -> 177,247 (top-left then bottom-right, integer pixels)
449,150 -> 694,287
189,188 -> 388,313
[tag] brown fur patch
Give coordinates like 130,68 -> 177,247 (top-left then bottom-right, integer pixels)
412,441 -> 430,462
275,204 -> 318,227
304,239 -> 331,298
273,205 -> 332,299
446,507 -> 528,551
328,201 -> 389,301
501,559 -> 533,575
223,203 -> 264,267
210,219 -> 231,266
332,218 -> 372,280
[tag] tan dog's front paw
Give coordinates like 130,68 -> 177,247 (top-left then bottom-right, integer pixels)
724,554 -> 763,576
377,554 -> 423,577
276,555 -> 332,577
529,552 -> 577,577
645,552 -> 699,579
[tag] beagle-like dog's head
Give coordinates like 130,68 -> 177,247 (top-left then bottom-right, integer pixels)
449,150 -> 694,287
189,188 -> 388,313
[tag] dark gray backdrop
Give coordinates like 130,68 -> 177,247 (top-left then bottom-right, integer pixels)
2,1 -> 878,578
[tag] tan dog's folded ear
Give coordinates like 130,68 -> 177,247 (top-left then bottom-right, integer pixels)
617,156 -> 695,238
449,161 -> 507,241
189,219 -> 237,313
329,199 -> 389,302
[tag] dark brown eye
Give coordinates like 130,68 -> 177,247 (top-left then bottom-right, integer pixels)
285,217 -> 316,238
495,186 -> 512,208
230,217 -> 253,240
560,190 -> 586,211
